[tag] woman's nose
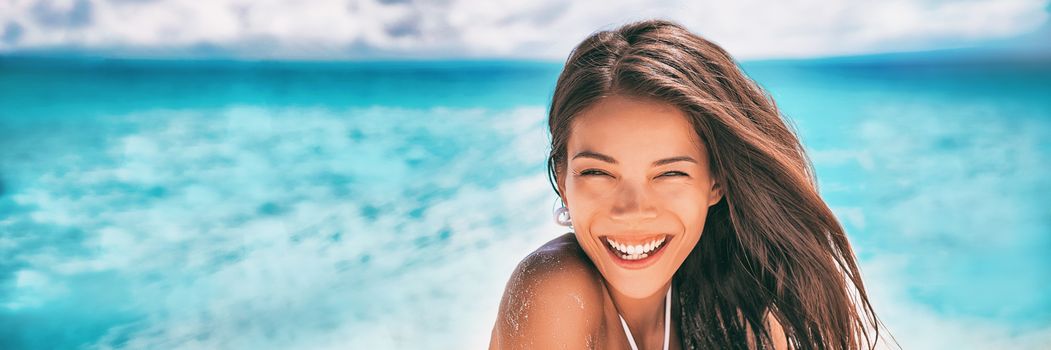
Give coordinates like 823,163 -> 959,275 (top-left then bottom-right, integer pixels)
608,182 -> 659,223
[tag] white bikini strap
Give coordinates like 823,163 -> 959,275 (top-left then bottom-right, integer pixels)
618,286 -> 672,350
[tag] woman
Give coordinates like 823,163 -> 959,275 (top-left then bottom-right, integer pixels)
489,19 -> 890,350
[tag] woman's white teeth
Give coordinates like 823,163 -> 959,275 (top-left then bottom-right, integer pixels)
606,236 -> 666,260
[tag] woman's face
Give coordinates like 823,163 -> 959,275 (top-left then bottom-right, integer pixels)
558,95 -> 723,299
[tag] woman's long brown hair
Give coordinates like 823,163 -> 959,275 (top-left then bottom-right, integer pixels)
546,19 -> 894,349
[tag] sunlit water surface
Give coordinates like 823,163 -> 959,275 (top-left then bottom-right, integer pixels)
1,57 -> 1048,349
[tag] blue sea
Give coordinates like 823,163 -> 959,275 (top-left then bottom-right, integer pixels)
1,55 -> 1049,349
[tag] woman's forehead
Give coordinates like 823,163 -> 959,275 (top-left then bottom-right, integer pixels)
568,96 -> 706,160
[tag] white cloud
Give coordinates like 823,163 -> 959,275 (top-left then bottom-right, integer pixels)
0,0 -> 1047,59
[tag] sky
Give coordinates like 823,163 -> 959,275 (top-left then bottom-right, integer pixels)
1,0 -> 1049,60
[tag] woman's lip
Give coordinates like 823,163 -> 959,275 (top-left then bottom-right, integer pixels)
598,233 -> 669,245
601,235 -> 673,270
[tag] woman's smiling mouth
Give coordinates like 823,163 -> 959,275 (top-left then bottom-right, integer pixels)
600,234 -> 673,269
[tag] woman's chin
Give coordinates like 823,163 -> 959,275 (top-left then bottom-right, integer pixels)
602,274 -> 667,299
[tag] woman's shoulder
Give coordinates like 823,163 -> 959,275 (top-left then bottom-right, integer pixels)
489,232 -> 609,349
510,232 -> 606,300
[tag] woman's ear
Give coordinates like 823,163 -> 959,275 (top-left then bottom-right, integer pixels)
707,179 -> 724,207
556,167 -> 569,207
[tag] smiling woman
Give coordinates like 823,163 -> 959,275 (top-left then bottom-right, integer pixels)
488,19 -> 893,350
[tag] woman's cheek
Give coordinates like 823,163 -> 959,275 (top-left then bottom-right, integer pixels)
656,182 -> 703,205
569,178 -> 615,206
574,175 -> 615,191
661,186 -> 710,235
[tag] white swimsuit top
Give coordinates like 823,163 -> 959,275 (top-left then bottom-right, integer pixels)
617,286 -> 672,350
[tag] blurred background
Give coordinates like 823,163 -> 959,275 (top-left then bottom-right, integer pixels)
1,0 -> 1049,349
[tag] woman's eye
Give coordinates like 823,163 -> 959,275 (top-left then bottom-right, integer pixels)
580,169 -> 609,177
660,171 -> 689,177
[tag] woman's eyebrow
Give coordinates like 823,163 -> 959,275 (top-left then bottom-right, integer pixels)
572,150 -> 618,164
571,150 -> 697,166
653,156 -> 697,166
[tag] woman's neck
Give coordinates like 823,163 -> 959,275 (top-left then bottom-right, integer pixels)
604,279 -> 673,347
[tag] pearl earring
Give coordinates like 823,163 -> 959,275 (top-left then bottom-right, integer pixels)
553,202 -> 573,228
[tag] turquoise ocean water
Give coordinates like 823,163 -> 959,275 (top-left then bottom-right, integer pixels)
1,56 -> 1049,349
